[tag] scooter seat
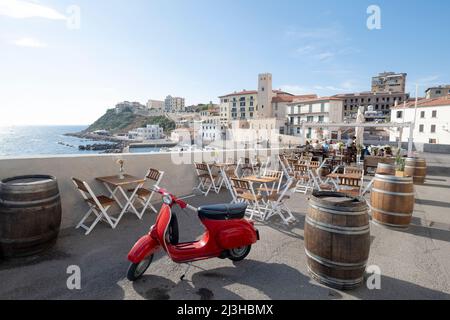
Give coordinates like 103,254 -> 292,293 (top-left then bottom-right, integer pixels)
198,203 -> 247,220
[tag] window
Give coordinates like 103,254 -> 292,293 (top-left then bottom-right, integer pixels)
320,103 -> 325,112
419,124 -> 424,132
432,110 -> 437,118
308,105 -> 312,113
431,125 -> 436,133
429,139 -> 437,144
297,127 -> 300,134
396,111 -> 403,118
250,101 -> 253,106
420,111 -> 425,118
318,116 -> 324,122
261,87 -> 265,91
436,90 -> 441,94
307,116 -> 314,122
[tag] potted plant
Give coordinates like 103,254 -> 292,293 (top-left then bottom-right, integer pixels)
395,151 -> 406,177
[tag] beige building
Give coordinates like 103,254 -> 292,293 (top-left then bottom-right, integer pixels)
165,95 -> 185,112
219,73 -> 296,127
372,72 -> 407,93
334,91 -> 409,119
425,85 -> 450,99
147,99 -> 164,110
287,97 -> 344,140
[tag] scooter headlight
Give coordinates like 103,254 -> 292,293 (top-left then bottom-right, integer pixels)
162,194 -> 172,205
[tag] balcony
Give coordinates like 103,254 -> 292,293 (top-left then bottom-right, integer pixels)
0,151 -> 450,299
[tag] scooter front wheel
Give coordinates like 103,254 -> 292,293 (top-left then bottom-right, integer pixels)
228,245 -> 251,261
127,254 -> 154,281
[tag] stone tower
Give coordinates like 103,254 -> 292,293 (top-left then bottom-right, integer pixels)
257,73 -> 274,118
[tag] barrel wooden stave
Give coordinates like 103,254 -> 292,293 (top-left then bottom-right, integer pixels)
405,158 -> 426,184
376,163 -> 395,175
0,175 -> 62,258
305,192 -> 370,290
370,174 -> 414,228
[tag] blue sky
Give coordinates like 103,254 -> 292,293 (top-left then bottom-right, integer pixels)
1,0 -> 449,125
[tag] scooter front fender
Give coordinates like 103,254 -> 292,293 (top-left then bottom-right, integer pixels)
127,235 -> 160,264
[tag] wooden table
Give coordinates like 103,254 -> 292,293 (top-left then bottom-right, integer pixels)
242,175 -> 280,184
96,174 -> 146,226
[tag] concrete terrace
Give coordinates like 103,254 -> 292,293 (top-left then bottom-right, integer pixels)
0,152 -> 450,300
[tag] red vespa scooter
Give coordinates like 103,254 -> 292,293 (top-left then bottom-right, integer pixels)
126,186 -> 260,281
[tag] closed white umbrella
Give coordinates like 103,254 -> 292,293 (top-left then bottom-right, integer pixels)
355,106 -> 365,147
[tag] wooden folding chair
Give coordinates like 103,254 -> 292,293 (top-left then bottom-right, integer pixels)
292,164 -> 311,194
336,174 -> 364,197
279,154 -> 294,179
238,157 -> 254,177
72,177 -> 117,235
256,170 -> 283,196
231,178 -> 264,221
264,178 -> 297,224
344,166 -> 364,176
128,168 -> 164,217
222,165 -> 241,203
309,169 -> 334,192
194,162 -> 219,196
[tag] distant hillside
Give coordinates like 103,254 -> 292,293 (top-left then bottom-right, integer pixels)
84,109 -> 175,134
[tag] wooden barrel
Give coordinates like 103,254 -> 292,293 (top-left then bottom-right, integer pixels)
0,175 -> 62,258
305,192 -> 370,290
370,174 -> 414,228
405,158 -> 426,184
376,163 -> 395,175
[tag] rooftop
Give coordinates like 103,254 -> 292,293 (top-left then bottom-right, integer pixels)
391,95 -> 450,109
0,152 -> 449,300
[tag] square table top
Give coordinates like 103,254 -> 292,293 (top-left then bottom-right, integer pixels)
241,175 -> 280,183
96,174 -> 145,187
212,162 -> 236,168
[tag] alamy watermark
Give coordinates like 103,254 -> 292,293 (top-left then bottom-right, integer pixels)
66,265 -> 81,290
366,265 -> 382,290
66,5 -> 81,30
367,5 -> 381,30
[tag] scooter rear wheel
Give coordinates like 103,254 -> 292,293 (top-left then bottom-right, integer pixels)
228,245 -> 251,261
127,254 -> 154,281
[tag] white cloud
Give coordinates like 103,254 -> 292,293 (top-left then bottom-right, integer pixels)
13,37 -> 46,48
281,81 -> 361,96
295,45 -> 315,55
317,52 -> 334,61
0,0 -> 66,20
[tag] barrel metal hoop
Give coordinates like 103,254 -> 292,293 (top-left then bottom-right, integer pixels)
305,248 -> 368,269
368,204 -> 413,217
0,194 -> 60,206
371,188 -> 415,196
374,177 -> 413,184
306,216 -> 370,235
307,266 -> 364,288
371,220 -> 410,229
0,229 -> 59,244
309,203 -> 368,216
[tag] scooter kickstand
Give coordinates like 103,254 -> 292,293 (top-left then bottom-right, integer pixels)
180,263 -> 192,281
